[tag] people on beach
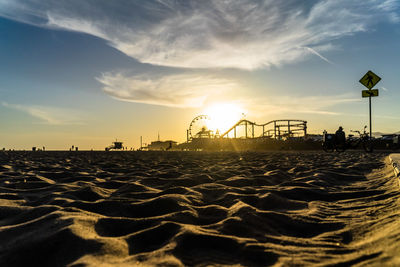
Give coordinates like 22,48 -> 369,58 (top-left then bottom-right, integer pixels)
335,126 -> 346,145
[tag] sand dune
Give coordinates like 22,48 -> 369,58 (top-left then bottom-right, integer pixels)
0,151 -> 399,266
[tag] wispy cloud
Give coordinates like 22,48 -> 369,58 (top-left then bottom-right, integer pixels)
240,94 -> 361,118
0,0 -> 398,69
1,1 -> 397,110
2,102 -> 85,125
96,72 -> 237,108
378,0 -> 400,22
375,114 -> 400,120
300,46 -> 334,65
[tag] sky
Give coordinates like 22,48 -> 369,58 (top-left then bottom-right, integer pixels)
0,0 -> 400,150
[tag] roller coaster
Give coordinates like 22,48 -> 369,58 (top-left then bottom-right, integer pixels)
186,116 -> 307,142
220,119 -> 307,140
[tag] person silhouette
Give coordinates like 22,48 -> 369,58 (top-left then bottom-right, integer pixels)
366,74 -> 374,88
335,126 -> 346,145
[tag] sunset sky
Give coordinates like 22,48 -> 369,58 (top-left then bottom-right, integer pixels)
1,0 -> 400,150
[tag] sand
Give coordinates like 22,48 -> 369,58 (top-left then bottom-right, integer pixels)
0,151 -> 399,266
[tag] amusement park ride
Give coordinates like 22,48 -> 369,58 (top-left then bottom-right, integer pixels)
186,115 -> 307,142
104,116 -> 308,151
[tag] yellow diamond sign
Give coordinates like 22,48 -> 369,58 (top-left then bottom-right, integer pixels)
359,70 -> 381,89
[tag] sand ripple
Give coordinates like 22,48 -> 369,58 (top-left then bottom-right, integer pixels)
1,151 -> 399,266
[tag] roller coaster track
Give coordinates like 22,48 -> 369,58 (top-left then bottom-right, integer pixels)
219,119 -> 307,139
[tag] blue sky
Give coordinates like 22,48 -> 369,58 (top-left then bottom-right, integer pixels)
0,0 -> 399,149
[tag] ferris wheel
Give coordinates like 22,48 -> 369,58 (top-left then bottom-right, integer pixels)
188,115 -> 211,140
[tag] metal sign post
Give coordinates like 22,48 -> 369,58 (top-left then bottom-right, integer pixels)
369,96 -> 372,139
359,71 -> 381,140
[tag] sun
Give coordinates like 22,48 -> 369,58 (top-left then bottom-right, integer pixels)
203,103 -> 245,134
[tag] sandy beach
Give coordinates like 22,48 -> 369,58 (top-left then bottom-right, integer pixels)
0,151 -> 399,266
